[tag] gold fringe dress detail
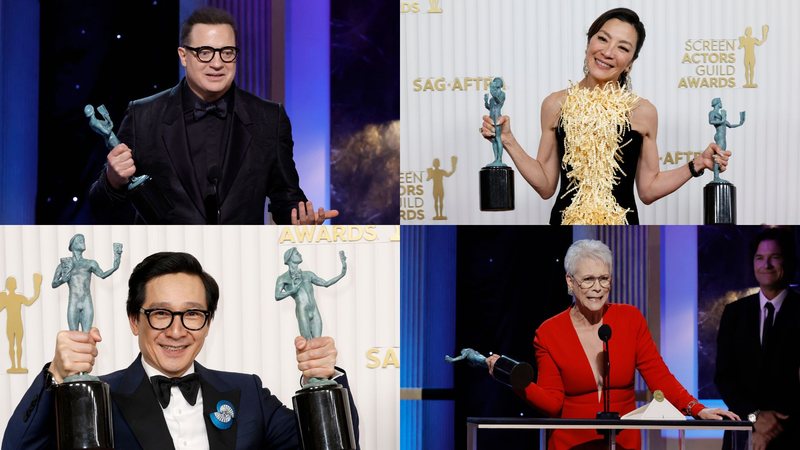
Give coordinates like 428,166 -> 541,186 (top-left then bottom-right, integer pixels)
558,83 -> 638,225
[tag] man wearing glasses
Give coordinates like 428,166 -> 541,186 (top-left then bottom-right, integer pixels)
3,252 -> 358,449
89,7 -> 336,225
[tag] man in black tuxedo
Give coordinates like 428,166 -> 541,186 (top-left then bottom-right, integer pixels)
89,7 -> 337,225
3,252 -> 359,449
715,228 -> 800,450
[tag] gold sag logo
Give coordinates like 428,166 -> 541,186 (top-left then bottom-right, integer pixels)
401,0 -> 442,14
659,150 -> 703,166
740,25 -> 768,88
678,24 -> 769,89
413,76 -> 502,92
426,156 -> 457,220
278,226 -> 380,243
400,170 -> 426,220
1,273 -> 42,374
366,347 -> 400,369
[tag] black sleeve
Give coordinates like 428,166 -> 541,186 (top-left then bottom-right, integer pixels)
87,103 -> 137,224
266,104 -> 306,225
714,304 -> 753,415
1,364 -> 58,450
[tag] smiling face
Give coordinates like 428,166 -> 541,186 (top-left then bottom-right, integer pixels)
178,23 -> 236,102
584,18 -> 638,87
129,272 -> 210,377
567,257 -> 612,313
754,240 -> 786,291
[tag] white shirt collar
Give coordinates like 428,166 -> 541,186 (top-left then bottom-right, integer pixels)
141,356 -> 196,379
759,288 -> 788,314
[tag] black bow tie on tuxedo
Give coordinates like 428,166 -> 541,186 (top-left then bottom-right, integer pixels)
151,373 -> 200,408
194,98 -> 227,121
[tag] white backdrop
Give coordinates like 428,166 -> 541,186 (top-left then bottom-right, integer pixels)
0,225 -> 400,449
401,0 -> 800,224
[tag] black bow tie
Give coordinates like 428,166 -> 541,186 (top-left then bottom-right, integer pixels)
194,99 -> 227,121
151,373 -> 200,408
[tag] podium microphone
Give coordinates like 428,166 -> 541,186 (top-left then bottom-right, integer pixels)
596,324 -> 619,420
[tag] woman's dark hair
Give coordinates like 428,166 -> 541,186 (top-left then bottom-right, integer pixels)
749,227 -> 797,283
127,252 -> 220,320
586,8 -> 646,87
180,7 -> 238,46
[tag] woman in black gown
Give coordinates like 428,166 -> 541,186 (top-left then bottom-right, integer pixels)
479,8 -> 731,225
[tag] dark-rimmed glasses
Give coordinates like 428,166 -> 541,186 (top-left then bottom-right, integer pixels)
571,275 -> 612,290
140,308 -> 210,330
183,45 -> 239,63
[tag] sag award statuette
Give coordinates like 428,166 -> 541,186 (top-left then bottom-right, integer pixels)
275,248 -> 356,450
445,348 -> 533,390
704,98 -> 745,224
51,235 -> 122,450
85,104 -> 171,224
480,77 -> 515,211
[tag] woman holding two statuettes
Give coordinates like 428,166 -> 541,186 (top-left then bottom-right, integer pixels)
479,8 -> 731,225
486,240 -> 738,450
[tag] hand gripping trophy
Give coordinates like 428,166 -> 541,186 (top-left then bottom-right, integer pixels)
704,97 -> 745,224
50,234 -> 121,449
85,104 -> 171,223
275,248 -> 356,449
445,348 -> 533,390
480,77 -> 515,211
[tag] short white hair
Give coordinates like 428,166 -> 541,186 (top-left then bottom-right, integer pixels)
564,239 -> 613,276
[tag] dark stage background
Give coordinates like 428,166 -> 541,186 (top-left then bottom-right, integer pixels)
330,0 -> 399,224
452,226 -> 573,449
697,226 -> 800,399
37,0 -> 177,223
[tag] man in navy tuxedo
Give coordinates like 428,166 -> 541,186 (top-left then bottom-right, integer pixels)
2,252 -> 359,449
89,7 -> 337,225
715,228 -> 799,450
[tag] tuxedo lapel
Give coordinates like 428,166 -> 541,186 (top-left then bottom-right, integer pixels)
112,357 -> 175,450
772,290 -> 799,341
742,295 -> 764,366
197,362 -> 241,450
161,84 -> 206,219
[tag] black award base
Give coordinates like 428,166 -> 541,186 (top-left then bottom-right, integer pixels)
127,175 -> 173,225
703,182 -> 736,224
293,383 -> 357,450
596,411 -> 621,420
54,380 -> 114,450
492,355 -> 534,390
479,166 -> 514,211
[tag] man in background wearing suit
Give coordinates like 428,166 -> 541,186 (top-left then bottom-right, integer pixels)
89,7 -> 337,225
3,252 -> 359,449
715,228 -> 799,450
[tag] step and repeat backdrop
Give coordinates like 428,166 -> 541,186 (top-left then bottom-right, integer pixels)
0,225 -> 399,449
401,0 -> 800,224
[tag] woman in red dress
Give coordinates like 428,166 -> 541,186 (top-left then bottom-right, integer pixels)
487,239 -> 738,449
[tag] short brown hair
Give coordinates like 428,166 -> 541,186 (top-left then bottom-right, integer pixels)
180,7 -> 238,46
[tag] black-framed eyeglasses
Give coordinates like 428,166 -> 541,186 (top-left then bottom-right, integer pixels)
570,275 -> 612,289
183,45 -> 239,63
140,308 -> 210,331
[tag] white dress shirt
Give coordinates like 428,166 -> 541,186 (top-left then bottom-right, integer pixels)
141,359 -> 210,450
758,288 -> 787,345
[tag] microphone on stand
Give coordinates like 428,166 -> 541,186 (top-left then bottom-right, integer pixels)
596,324 -> 620,420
